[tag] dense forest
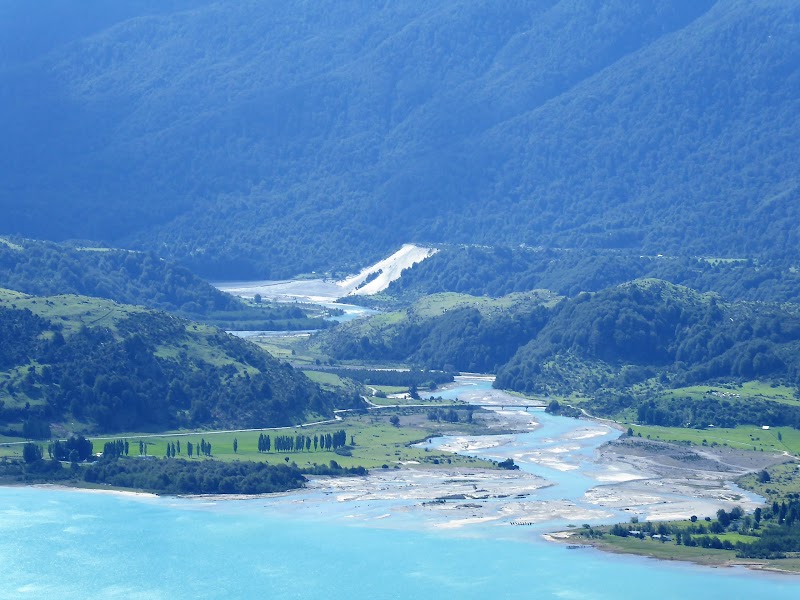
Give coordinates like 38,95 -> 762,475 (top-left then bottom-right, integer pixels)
316,293 -> 554,373
384,246 -> 800,304
0,291 -> 359,434
493,280 -> 800,427
496,280 -> 800,392
319,280 -> 800,428
0,238 -> 331,330
2,447 -> 368,494
1,1 -> 798,277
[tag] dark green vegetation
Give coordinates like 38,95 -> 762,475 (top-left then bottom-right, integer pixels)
1,1 -> 798,278
83,458 -> 311,494
323,279 -> 800,431
0,237 -> 331,331
496,280 -> 800,427
1,452 -> 315,495
307,368 -> 454,389
0,288 -> 357,434
315,292 -> 555,373
386,245 -> 800,304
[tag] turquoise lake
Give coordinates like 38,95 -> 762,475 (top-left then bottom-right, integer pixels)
2,485 -> 798,599
3,377 -> 799,598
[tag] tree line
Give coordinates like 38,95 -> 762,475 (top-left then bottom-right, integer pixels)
260,430 -> 349,453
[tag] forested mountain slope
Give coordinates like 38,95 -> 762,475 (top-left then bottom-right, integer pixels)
1,1 -> 797,278
316,291 -> 558,373
385,246 -> 800,303
0,238 -> 241,314
495,280 -> 800,397
0,288 -> 356,435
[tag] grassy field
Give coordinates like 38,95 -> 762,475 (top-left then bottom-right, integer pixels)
247,331 -> 319,363
0,411 -> 497,470
411,290 -> 561,319
591,534 -> 735,564
585,534 -> 800,572
625,423 -> 800,455
302,370 -> 348,389
659,381 -> 800,407
0,288 -> 145,334
738,462 -> 800,501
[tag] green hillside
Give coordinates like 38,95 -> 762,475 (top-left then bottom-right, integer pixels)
0,237 -> 331,330
315,291 -> 557,373
0,289 -> 357,435
1,1 -> 797,277
495,280 -> 800,426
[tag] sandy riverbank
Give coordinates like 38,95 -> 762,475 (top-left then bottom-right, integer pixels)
242,413 -> 785,534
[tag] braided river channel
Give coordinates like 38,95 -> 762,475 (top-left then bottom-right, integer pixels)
2,377 -> 798,598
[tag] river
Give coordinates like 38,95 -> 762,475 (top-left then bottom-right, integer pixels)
2,378 -> 797,598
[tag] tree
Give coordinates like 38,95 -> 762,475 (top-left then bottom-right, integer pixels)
716,509 -> 731,528
546,399 -> 561,414
390,415 -> 400,427
187,441 -> 193,457
254,293 -> 262,304
233,438 -> 238,453
22,442 -> 43,464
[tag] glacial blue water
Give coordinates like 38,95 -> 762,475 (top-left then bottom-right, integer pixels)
2,485 -> 798,599
3,376 -> 799,598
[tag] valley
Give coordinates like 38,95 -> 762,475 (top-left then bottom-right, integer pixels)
2,1 -> 800,594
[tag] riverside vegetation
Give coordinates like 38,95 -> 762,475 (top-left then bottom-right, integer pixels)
570,462 -> 800,571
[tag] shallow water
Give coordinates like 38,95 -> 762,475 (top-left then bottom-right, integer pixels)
3,377 -> 799,598
2,486 -> 797,599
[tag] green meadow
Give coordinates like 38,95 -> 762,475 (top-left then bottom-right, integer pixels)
625,423 -> 800,455
0,410 -> 496,470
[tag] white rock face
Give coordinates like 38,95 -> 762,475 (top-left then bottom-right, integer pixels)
215,243 -> 437,302
338,244 -> 437,296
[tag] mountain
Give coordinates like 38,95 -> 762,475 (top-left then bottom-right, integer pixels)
0,288 -> 358,435
382,245 -> 800,303
1,1 -> 798,278
314,290 -> 558,373
495,279 -> 800,401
